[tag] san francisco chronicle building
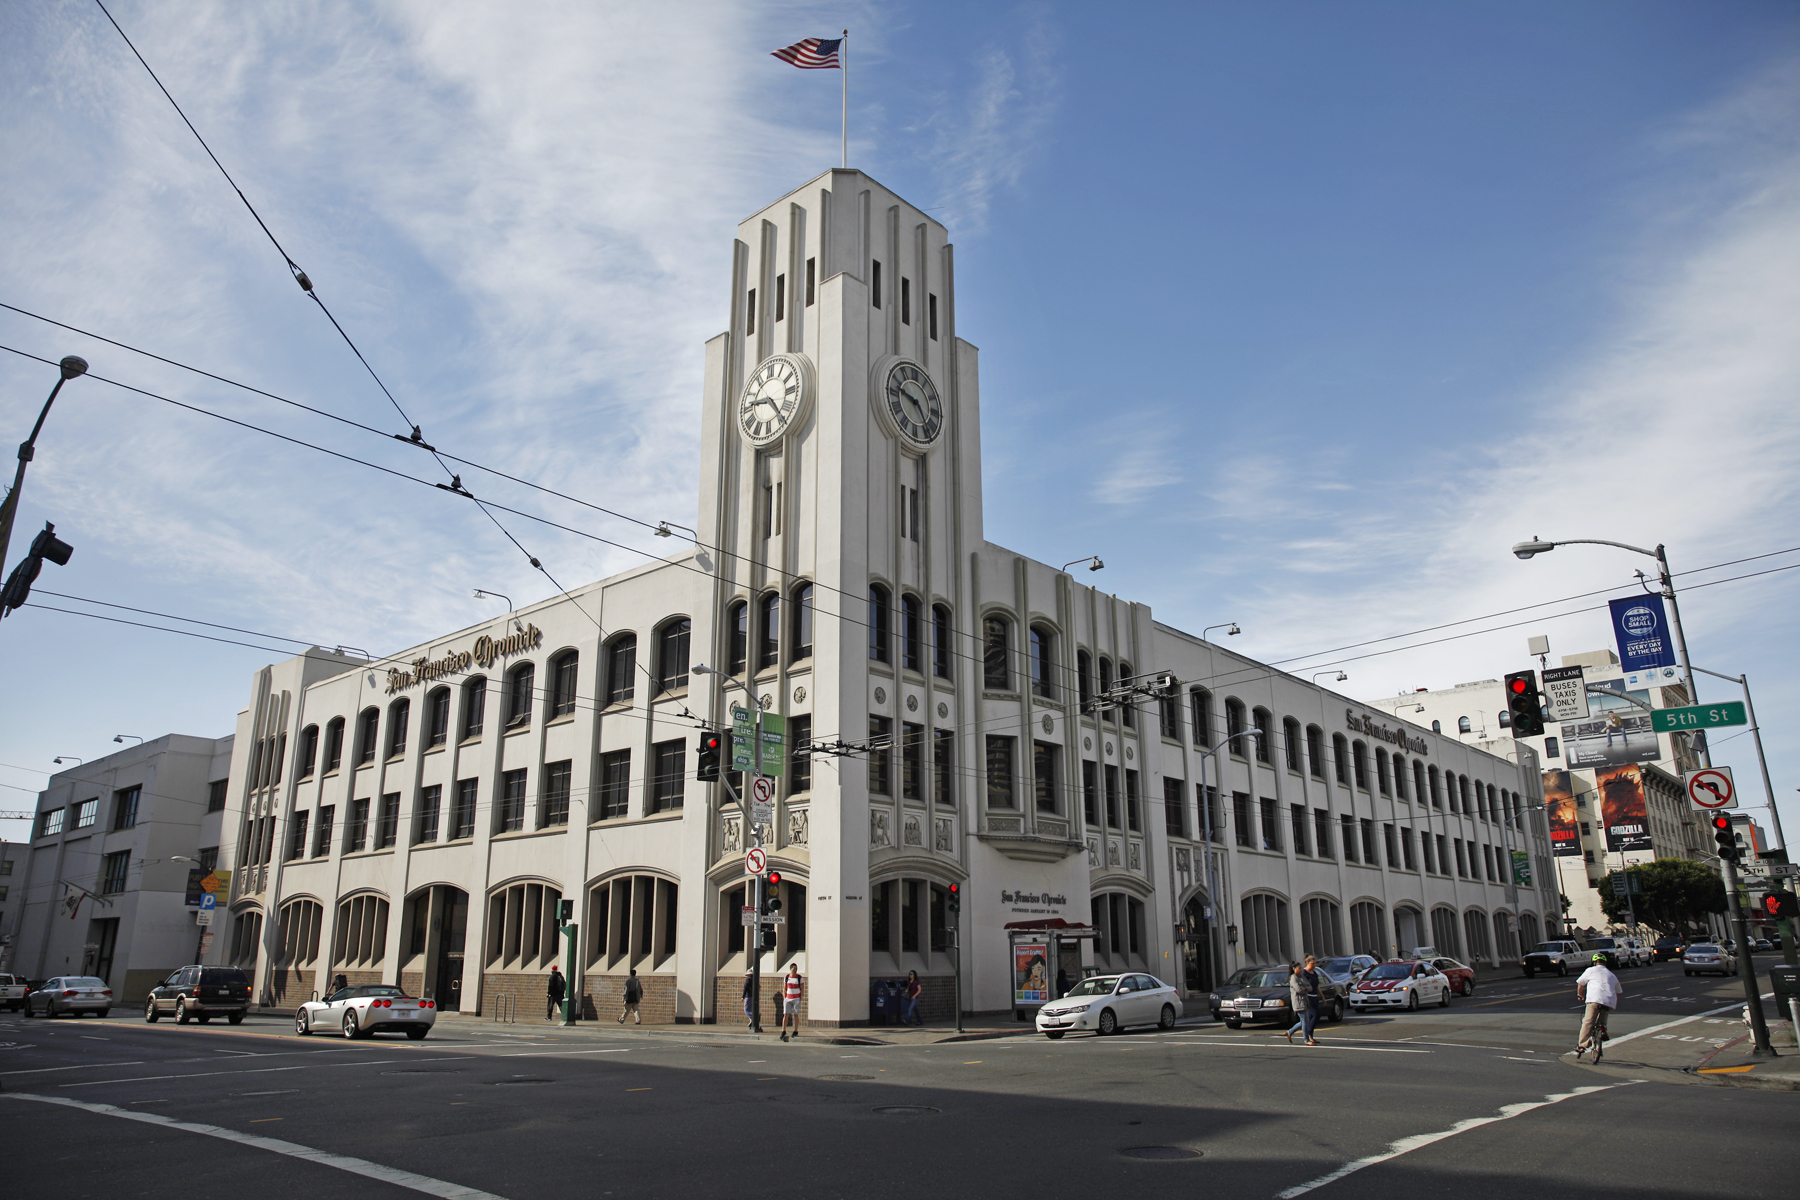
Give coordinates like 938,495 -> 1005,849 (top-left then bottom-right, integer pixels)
214,171 -> 1558,1024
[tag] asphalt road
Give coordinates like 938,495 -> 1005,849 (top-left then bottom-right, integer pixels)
3,960 -> 1794,1199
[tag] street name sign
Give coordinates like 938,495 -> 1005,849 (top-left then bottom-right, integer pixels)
1542,665 -> 1589,722
1684,767 -> 1737,810
744,847 -> 767,875
1652,702 -> 1747,734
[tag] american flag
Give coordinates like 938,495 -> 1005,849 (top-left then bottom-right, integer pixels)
771,37 -> 842,69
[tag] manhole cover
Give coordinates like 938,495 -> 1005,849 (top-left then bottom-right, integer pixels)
817,1074 -> 874,1081
491,1078 -> 555,1086
1120,1146 -> 1201,1161
873,1105 -> 939,1116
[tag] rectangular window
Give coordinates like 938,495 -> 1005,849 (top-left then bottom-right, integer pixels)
74,798 -> 98,829
1164,777 -> 1186,838
1383,823 -> 1399,868
415,785 -> 441,844
1437,834 -> 1450,876
1125,769 -> 1142,832
1454,839 -> 1468,878
902,722 -> 925,800
101,850 -> 131,894
37,808 -> 63,838
1291,804 -> 1310,855
1421,833 -> 1437,874
1544,735 -> 1560,759
376,793 -> 399,848
313,806 -> 335,857
985,735 -> 1016,808
933,729 -> 954,806
1341,814 -> 1358,863
790,716 -> 813,793
805,257 -> 816,306
1233,792 -> 1253,848
1034,742 -> 1059,814
1199,784 -> 1223,843
196,846 -> 219,872
746,287 -> 756,335
1401,827 -> 1417,871
871,260 -> 881,308
598,750 -> 631,820
775,273 -> 785,322
1082,760 -> 1099,825
933,605 -> 952,679
1362,818 -> 1377,865
288,811 -> 310,859
901,880 -> 920,952
207,779 -> 228,813
346,797 -> 370,852
1315,809 -> 1334,860
498,768 -> 527,833
871,880 -> 891,952
650,740 -> 686,813
929,293 -> 938,340
450,781 -> 477,840
869,716 -> 892,795
1103,764 -> 1120,827
1260,798 -> 1282,852
113,786 -> 140,831
901,276 -> 911,325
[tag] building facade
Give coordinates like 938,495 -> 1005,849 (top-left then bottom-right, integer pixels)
0,840 -> 21,974
13,735 -> 234,999
214,171 -> 1553,1023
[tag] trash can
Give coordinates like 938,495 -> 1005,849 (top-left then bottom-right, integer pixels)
1770,965 -> 1799,1001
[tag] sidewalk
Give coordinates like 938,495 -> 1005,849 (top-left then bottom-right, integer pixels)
1576,999 -> 1800,1092
434,1010 -> 1048,1046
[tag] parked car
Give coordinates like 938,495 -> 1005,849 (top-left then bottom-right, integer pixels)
1349,960 -> 1453,1011
295,983 -> 440,1040
1750,939 -> 1774,954
144,965 -> 253,1025
1652,936 -> 1686,963
0,972 -> 28,1012
1683,944 -> 1738,977
1430,956 -> 1477,996
23,976 -> 113,1018
1210,965 -> 1345,1029
1521,940 -> 1587,977
1316,955 -> 1380,989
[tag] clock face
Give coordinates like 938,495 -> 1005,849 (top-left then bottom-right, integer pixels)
738,355 -> 808,445
883,361 -> 944,446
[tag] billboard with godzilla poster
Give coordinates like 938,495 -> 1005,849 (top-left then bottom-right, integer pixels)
1597,762 -> 1653,852
1543,770 -> 1580,857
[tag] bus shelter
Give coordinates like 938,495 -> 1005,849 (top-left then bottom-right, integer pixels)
1006,918 -> 1096,1021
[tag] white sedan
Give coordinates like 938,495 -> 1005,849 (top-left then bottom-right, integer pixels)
1348,960 -> 1452,1011
296,983 -> 438,1039
1036,973 -> 1183,1038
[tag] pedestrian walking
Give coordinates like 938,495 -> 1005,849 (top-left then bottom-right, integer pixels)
545,965 -> 566,1021
902,970 -> 923,1026
779,964 -> 803,1041
742,971 -> 755,1026
619,968 -> 643,1024
1286,956 -> 1322,1045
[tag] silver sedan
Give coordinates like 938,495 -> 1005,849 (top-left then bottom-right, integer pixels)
295,983 -> 438,1039
25,976 -> 113,1018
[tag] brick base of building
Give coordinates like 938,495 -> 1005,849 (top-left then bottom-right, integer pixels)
581,972 -> 678,1024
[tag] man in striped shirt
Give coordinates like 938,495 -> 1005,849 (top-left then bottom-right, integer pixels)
779,964 -> 803,1041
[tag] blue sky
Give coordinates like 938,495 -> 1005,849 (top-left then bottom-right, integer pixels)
3,1 -> 1798,848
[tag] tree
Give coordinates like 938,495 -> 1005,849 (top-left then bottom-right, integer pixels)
1598,858 -> 1725,933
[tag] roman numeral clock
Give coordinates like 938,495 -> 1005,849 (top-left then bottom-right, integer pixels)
737,354 -> 813,445
880,360 -> 944,448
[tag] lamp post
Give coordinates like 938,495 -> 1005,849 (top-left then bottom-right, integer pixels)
1203,623 -> 1241,641
1059,556 -> 1104,573
0,356 -> 87,580
1312,671 -> 1347,684
1193,729 -> 1261,986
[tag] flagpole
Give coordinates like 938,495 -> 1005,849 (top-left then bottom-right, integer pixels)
841,29 -> 848,168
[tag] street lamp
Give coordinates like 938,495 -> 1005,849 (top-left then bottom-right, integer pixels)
0,356 -> 87,578
1060,556 -> 1104,573
1203,623 -> 1241,641
1313,671 -> 1347,684
471,588 -> 513,611
52,755 -> 81,765
113,735 -> 143,745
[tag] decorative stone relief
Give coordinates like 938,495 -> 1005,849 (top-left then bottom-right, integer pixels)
934,817 -> 953,852
904,814 -> 922,847
1107,840 -> 1121,867
760,693 -> 773,710
906,694 -> 919,712
1105,741 -> 1114,757
723,815 -> 742,853
1128,842 -> 1142,871
937,702 -> 949,719
1039,819 -> 1068,840
1083,736 -> 1092,751
873,686 -> 887,706
870,809 -> 891,848
788,808 -> 809,847
1125,746 -> 1134,761
1087,837 -> 1100,866
1041,714 -> 1054,734
989,816 -> 1023,834
1176,847 -> 1192,885
793,686 -> 807,704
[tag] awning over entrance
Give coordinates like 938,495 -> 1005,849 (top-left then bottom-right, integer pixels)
1003,918 -> 1097,937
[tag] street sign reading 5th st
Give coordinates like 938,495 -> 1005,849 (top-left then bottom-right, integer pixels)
1652,702 -> 1747,733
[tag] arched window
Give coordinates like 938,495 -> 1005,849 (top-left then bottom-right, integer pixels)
356,707 -> 380,765
1251,707 -> 1272,763
1306,725 -> 1325,779
1118,662 -> 1136,728
758,593 -> 781,671
230,910 -> 264,970
1029,626 -> 1055,699
1349,901 -> 1386,958
297,724 -> 320,779
427,688 -> 451,747
588,875 -> 680,970
1160,690 -> 1181,739
1413,760 -> 1427,805
791,583 -> 815,661
1091,892 -> 1150,970
276,899 -> 323,967
462,677 -> 487,739
387,698 -> 410,758
931,603 -> 952,678
551,650 -> 579,718
982,615 -> 1012,690
1190,688 -> 1213,747
485,881 -> 565,971
1428,765 -> 1443,808
506,661 -> 535,728
656,618 -> 691,691
1099,658 -> 1115,721
1239,892 -> 1292,964
868,586 -> 891,663
604,635 -> 636,705
324,717 -> 345,771
333,895 -> 390,969
726,601 -> 748,675
1457,716 -> 1471,734
901,594 -> 923,672
1331,733 -> 1349,783
1431,719 -> 1441,733
1283,718 -> 1303,771
1078,651 -> 1095,713
1299,897 -> 1344,957
1352,741 -> 1369,790
1393,755 -> 1408,800
1225,698 -> 1247,752
1376,748 -> 1392,795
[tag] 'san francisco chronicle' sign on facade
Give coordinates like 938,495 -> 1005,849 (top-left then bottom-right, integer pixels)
386,625 -> 543,693
1346,709 -> 1431,755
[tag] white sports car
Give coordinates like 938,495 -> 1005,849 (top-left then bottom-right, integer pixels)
295,983 -> 438,1039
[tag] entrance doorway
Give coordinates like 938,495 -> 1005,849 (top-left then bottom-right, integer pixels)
1394,907 -> 1423,956
1180,895 -> 1215,994
422,887 -> 469,1012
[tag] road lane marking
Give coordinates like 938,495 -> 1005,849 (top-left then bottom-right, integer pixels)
502,1049 -> 629,1056
1274,1082 -> 1642,1198
1577,993 -> 1772,1051
1,1092 -> 510,1199
4,1061 -> 145,1074
1168,1042 -> 1429,1054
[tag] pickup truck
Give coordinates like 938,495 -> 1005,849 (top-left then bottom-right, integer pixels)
1520,940 -> 1587,977
0,973 -> 28,1011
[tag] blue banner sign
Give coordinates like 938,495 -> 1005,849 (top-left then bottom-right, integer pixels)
1608,594 -> 1675,672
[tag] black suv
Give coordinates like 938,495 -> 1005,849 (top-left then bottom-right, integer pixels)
1652,936 -> 1685,963
144,965 -> 252,1025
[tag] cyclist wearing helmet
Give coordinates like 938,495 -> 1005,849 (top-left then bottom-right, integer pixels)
1574,951 -> 1623,1062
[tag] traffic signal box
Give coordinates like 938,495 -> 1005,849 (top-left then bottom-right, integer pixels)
1504,670 -> 1546,737
761,871 -> 782,950
947,882 -> 960,914
0,521 -> 74,615
696,731 -> 724,782
1713,814 -> 1740,863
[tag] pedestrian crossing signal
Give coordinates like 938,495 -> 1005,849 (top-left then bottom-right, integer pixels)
1765,891 -> 1794,920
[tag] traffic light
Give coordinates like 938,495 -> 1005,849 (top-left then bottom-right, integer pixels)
1503,670 -> 1545,737
1712,814 -> 1740,862
559,899 -> 574,925
764,871 -> 782,915
0,521 -> 73,615
696,730 -> 723,781
947,882 -> 960,915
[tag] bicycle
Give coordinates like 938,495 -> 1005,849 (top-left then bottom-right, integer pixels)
1576,1007 -> 1610,1062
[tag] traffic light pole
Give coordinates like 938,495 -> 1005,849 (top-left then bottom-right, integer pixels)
0,356 -> 85,585
561,920 -> 579,1026
1720,855 -> 1774,1057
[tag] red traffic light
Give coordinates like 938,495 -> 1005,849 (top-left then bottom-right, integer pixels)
702,734 -> 721,751
1711,815 -> 1732,832
766,870 -> 781,887
1509,677 -> 1529,695
948,883 -> 959,894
